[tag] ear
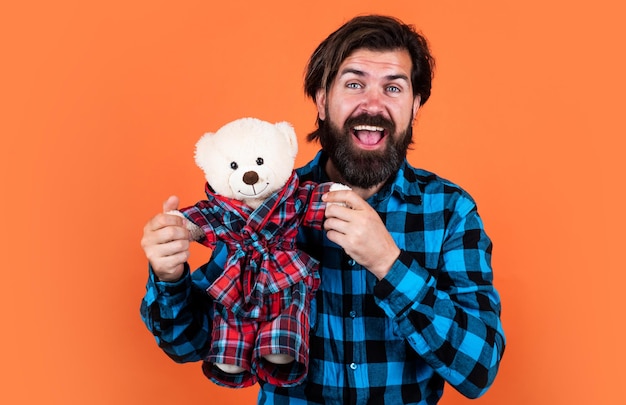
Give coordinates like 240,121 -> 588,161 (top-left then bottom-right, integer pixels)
274,121 -> 298,159
194,131 -> 214,171
315,89 -> 327,120
412,95 -> 421,121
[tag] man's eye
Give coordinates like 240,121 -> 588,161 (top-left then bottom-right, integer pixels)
347,82 -> 361,89
387,85 -> 401,93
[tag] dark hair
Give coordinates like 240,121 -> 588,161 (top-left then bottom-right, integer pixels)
304,15 -> 435,140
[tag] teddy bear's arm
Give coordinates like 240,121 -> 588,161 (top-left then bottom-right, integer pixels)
300,182 -> 351,230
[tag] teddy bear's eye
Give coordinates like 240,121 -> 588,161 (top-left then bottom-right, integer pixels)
230,161 -> 238,170
256,157 -> 264,165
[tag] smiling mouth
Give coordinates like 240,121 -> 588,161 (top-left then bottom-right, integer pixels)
238,182 -> 270,197
352,125 -> 386,146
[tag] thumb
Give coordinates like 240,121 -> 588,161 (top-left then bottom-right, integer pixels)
162,195 -> 180,213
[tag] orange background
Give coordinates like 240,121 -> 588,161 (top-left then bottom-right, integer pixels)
1,1 -> 625,404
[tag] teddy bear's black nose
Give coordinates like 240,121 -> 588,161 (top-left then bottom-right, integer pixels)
243,171 -> 259,185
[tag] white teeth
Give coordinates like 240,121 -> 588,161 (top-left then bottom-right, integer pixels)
353,125 -> 384,132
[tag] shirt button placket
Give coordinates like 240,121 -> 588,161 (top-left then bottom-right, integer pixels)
343,253 -> 363,391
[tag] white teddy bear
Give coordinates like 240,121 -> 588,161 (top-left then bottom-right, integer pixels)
171,117 -> 348,388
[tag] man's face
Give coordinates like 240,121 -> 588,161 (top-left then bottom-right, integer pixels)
315,49 -> 421,189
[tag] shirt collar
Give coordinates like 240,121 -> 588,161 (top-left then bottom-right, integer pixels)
376,161 -> 423,206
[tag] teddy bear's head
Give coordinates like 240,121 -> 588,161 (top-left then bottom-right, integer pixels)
194,117 -> 299,210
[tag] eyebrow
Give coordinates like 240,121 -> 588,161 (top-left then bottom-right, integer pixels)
339,68 -> 410,83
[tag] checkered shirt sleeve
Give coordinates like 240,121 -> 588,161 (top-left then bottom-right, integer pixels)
140,247 -> 226,363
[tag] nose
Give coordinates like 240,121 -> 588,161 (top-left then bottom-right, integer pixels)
243,171 -> 259,185
360,88 -> 385,115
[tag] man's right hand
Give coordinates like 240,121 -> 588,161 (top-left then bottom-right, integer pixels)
140,196 -> 191,282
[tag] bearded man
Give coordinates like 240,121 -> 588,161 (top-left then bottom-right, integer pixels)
140,14 -> 506,405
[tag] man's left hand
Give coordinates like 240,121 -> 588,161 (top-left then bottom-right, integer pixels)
323,189 -> 400,280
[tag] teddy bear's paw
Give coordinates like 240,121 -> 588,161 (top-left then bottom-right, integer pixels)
329,183 -> 351,192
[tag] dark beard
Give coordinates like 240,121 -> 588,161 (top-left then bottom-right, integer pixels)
318,113 -> 413,189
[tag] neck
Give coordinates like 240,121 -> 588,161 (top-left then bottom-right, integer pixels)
324,158 -> 385,200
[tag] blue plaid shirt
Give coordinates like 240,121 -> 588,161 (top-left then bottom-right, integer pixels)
141,151 -> 505,404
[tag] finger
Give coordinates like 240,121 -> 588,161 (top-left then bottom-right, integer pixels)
324,228 -> 351,253
323,217 -> 351,236
144,235 -> 190,267
324,203 -> 346,220
145,212 -> 184,233
150,253 -> 189,278
162,195 -> 180,213
143,222 -> 188,252
325,201 -> 361,222
339,191 -> 368,210
322,190 -> 347,204
157,222 -> 190,243
323,190 -> 367,210
150,238 -> 190,258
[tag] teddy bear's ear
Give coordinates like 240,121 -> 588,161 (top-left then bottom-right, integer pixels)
194,131 -> 215,171
274,121 -> 298,159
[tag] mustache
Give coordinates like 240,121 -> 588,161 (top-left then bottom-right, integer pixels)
344,114 -> 395,133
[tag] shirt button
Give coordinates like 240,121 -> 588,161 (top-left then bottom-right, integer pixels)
349,310 -> 357,318
349,363 -> 357,370
348,259 -> 356,266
